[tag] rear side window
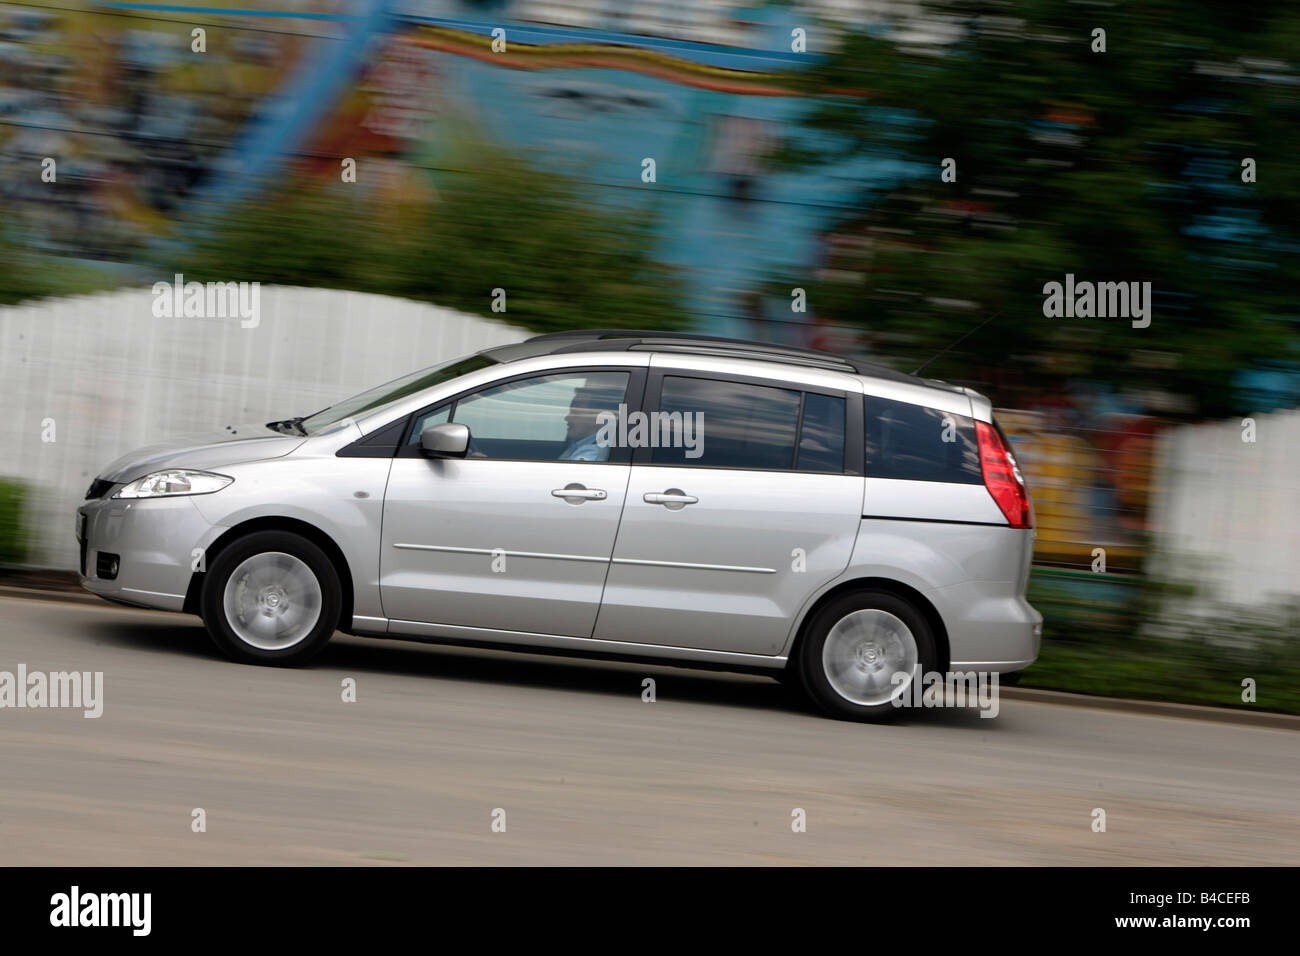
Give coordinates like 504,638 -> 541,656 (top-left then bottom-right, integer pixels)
650,376 -> 846,472
865,396 -> 982,483
652,376 -> 801,469
796,392 -> 846,472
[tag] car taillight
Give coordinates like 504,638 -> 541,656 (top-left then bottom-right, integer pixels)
976,420 -> 1034,529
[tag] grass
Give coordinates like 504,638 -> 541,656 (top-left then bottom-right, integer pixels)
1019,568 -> 1300,715
1018,636 -> 1300,715
0,479 -> 28,567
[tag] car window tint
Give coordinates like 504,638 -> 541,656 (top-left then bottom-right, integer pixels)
797,392 -> 846,472
864,396 -> 982,483
651,376 -> 800,469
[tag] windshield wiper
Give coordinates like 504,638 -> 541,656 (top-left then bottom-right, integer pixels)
266,416 -> 308,436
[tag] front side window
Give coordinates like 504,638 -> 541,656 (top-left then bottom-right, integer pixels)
410,371 -> 630,462
409,405 -> 451,440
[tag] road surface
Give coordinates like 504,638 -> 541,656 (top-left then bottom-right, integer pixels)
1,596 -> 1296,865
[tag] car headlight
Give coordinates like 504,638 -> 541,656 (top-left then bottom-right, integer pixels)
113,470 -> 233,498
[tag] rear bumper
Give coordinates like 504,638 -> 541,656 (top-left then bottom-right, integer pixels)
76,494 -> 221,613
933,583 -> 1043,671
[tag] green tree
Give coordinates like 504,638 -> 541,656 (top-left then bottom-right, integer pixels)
779,0 -> 1300,415
174,149 -> 687,335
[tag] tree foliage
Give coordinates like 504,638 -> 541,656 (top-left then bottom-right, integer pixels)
175,150 -> 688,335
780,0 -> 1300,415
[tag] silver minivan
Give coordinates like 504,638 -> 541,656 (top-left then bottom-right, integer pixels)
76,330 -> 1041,721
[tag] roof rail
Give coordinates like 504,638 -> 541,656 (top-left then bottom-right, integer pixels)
525,329 -> 837,359
521,329 -> 924,385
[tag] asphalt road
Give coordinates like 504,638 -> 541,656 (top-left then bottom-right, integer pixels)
1,595 -> 1296,865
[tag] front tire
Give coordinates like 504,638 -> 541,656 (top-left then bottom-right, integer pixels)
200,530 -> 341,666
797,590 -> 937,722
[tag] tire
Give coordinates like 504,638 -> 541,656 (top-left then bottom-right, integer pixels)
796,589 -> 937,722
200,530 -> 341,666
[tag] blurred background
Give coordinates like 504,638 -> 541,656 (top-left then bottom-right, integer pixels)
1,0 -> 1297,710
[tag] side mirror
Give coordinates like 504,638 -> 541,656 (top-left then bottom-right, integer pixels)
420,422 -> 470,458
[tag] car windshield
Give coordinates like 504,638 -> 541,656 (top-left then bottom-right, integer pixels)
299,354 -> 496,435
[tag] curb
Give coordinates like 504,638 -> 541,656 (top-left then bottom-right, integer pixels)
0,585 -> 1295,730
1001,686 -> 1299,731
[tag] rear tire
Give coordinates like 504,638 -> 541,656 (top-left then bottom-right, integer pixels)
200,530 -> 341,666
797,589 -> 937,722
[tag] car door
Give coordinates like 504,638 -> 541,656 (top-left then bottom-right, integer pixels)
593,366 -> 864,656
380,366 -> 643,637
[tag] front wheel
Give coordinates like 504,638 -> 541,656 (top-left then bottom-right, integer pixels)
796,590 -> 937,722
200,530 -> 341,666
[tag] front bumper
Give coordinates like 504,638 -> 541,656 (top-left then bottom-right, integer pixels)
76,493 -> 222,612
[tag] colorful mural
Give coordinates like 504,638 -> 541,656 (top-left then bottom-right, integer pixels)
999,408 -> 1157,570
1,1 -> 874,338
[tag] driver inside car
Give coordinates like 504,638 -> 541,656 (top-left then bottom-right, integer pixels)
557,383 -> 622,461
462,380 -> 623,460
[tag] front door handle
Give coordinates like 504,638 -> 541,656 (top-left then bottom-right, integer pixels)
552,483 -> 607,504
643,488 -> 698,510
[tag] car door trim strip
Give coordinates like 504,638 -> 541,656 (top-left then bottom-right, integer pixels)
611,557 -> 776,574
393,543 -> 609,563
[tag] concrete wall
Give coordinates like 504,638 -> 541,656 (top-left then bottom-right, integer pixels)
0,287 -> 527,569
1150,409 -> 1300,608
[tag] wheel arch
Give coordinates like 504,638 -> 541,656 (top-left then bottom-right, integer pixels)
786,577 -> 950,674
183,516 -> 354,631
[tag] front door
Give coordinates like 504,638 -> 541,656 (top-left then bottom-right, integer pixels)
380,368 -> 638,637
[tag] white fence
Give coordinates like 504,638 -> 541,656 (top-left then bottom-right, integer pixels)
0,287 -> 527,569
3,287 -> 1297,610
1151,409 -> 1300,608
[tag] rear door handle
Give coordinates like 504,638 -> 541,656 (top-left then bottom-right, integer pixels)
552,484 -> 607,503
643,488 -> 698,509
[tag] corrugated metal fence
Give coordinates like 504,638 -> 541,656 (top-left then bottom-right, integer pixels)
3,287 -> 1297,617
1150,409 -> 1300,609
0,287 -> 527,569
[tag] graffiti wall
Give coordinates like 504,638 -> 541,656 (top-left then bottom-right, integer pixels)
998,408 -> 1157,571
1,1 -> 884,339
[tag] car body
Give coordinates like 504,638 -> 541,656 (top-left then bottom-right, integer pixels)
76,330 -> 1041,720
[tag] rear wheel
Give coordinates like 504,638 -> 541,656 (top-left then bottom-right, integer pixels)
797,590 -> 937,722
200,530 -> 340,665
